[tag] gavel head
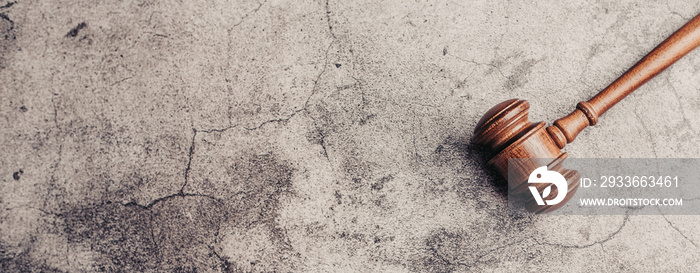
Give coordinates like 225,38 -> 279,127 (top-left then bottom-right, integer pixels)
472,99 -> 579,213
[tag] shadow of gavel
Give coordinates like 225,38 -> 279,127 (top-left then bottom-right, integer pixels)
472,14 -> 700,213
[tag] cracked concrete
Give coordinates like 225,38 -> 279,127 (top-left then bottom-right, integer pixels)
2,0 -> 700,272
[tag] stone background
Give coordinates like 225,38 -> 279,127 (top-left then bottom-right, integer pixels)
2,0 -> 700,272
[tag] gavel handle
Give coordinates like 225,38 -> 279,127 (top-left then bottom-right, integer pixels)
547,13 -> 700,149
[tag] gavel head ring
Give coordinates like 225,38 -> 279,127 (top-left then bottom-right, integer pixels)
472,99 -> 580,213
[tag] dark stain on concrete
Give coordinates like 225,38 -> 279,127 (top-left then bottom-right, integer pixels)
204,152 -> 295,201
149,197 -> 230,272
0,2 -> 15,9
358,113 -> 376,125
431,136 -> 471,169
63,203 -> 160,271
334,190 -> 342,204
61,196 -> 232,272
23,146 -> 300,272
66,22 -> 87,38
417,216 -> 535,272
11,169 -> 22,180
305,126 -> 330,158
0,242 -> 65,273
223,152 -> 299,272
440,136 -> 509,197
504,58 -> 539,90
187,149 -> 298,271
421,228 -> 467,272
372,175 -> 392,191
0,12 -> 16,70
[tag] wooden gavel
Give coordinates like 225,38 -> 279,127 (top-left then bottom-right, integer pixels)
472,14 -> 700,213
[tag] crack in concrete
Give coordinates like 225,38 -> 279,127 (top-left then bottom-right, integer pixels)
411,108 -> 419,162
633,110 -> 659,158
40,145 -> 295,271
198,125 -> 240,134
111,76 -> 132,86
665,76 -> 698,134
448,53 -> 508,81
468,238 -> 528,268
665,0 -> 690,21
174,35 -> 335,215
318,129 -> 329,159
208,245 -> 232,272
148,211 -> 159,258
50,94 -> 59,129
661,214 -> 698,248
409,92 -> 451,109
203,40 -> 334,134
252,38 -> 335,128
180,128 -> 197,194
232,0 -> 268,29
325,0 -> 337,39
0,1 -> 15,9
426,243 -> 470,269
538,214 -> 630,249
123,192 -> 222,210
0,12 -> 14,29
599,243 -> 609,271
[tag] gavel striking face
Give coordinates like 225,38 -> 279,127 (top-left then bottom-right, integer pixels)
472,14 -> 700,213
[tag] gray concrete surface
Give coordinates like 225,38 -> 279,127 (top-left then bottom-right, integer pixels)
2,0 -> 700,272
